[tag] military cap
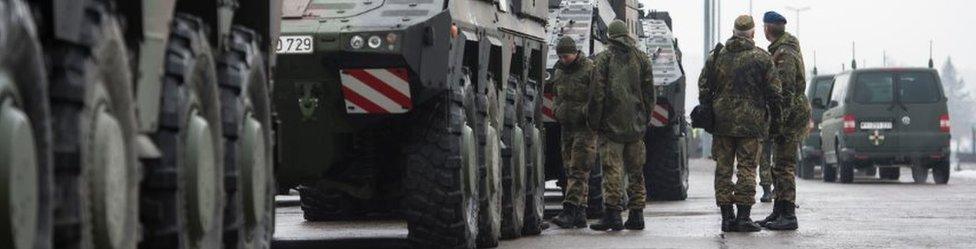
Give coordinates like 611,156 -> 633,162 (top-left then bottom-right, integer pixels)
608,19 -> 628,38
763,11 -> 787,24
734,15 -> 755,31
556,36 -> 578,54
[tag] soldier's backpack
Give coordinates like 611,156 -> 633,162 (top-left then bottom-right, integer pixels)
690,43 -> 724,133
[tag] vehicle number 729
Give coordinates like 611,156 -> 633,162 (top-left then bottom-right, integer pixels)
276,36 -> 313,54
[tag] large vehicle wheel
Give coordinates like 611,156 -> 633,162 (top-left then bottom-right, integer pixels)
932,161 -> 950,184
403,71 -> 479,249
218,27 -> 275,249
822,160 -> 837,183
521,78 -> 544,236
837,145 -> 854,184
645,126 -> 689,201
911,164 -> 929,184
0,1 -> 54,248
473,71 -> 501,248
140,14 -> 225,249
48,2 -> 140,249
499,76 -> 525,239
879,167 -> 900,180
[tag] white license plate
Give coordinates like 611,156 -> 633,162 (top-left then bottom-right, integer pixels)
860,122 -> 893,130
276,36 -> 314,54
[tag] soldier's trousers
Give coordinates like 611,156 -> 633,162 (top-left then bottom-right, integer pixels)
772,134 -> 800,204
759,139 -> 774,186
560,129 -> 598,207
600,138 -> 646,211
713,136 -> 761,206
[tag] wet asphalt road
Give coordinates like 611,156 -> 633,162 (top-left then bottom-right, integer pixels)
273,159 -> 976,249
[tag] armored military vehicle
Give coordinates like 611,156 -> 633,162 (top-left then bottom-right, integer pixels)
542,0 -> 617,217
820,68 -> 951,184
799,74 -> 836,179
273,0 -> 548,248
637,11 -> 689,200
0,0 -> 280,249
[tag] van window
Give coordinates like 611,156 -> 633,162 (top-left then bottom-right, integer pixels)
829,74 -> 850,105
811,78 -> 833,105
854,73 -> 894,104
898,73 -> 942,103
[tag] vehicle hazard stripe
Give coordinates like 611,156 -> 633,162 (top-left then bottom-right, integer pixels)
650,104 -> 669,127
341,85 -> 388,114
345,69 -> 413,109
542,93 -> 556,122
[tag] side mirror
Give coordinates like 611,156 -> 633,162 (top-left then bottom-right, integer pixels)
829,100 -> 839,108
812,98 -> 824,108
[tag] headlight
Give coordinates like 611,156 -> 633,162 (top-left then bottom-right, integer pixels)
350,35 -> 365,49
368,35 -> 382,49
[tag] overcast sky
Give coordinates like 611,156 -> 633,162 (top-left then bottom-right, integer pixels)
641,0 -> 976,111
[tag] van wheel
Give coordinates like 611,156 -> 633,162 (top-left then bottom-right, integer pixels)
140,14 -> 225,249
0,1 -> 54,248
879,168 -> 900,180
932,161 -> 950,184
822,157 -> 837,183
838,160 -> 854,184
911,165 -> 929,184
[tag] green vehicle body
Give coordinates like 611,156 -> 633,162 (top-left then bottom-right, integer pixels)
1,0 -> 281,248
819,68 -> 951,184
799,74 -> 835,179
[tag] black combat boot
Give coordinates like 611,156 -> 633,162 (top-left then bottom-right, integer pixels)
624,209 -> 644,230
720,205 -> 735,232
552,203 -> 587,228
757,201 -> 782,227
760,184 -> 773,203
586,205 -> 605,219
589,208 -> 623,231
732,205 -> 762,232
765,201 -> 798,230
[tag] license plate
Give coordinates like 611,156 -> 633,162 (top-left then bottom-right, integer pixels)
860,121 -> 893,130
276,36 -> 314,54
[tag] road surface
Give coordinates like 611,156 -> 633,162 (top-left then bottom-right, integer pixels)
273,159 -> 976,248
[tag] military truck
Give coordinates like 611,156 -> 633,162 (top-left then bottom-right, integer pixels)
542,0 -> 617,217
0,0 -> 280,249
637,11 -> 689,201
273,0 -> 548,248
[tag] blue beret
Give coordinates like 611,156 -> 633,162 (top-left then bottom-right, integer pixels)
763,11 -> 787,24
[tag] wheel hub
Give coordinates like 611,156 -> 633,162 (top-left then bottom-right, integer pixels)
241,116 -> 267,225
185,114 -> 216,237
461,120 -> 478,235
0,101 -> 39,249
91,111 -> 127,249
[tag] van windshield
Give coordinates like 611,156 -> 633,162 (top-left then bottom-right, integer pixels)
853,72 -> 942,104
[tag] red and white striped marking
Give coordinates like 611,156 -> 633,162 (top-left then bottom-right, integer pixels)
542,93 -> 556,122
649,104 -> 669,127
339,68 -> 412,114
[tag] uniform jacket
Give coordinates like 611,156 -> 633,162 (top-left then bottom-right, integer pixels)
587,37 -> 656,143
699,36 -> 782,138
769,32 -> 811,137
552,54 -> 594,131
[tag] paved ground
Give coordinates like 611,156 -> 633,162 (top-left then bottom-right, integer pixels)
273,159 -> 976,248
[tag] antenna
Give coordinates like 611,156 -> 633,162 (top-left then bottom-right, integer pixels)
851,41 -> 858,70
928,40 -> 934,69
813,50 -> 818,76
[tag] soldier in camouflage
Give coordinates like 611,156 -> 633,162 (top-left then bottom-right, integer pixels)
759,140 -> 773,203
698,15 -> 782,233
550,36 -> 598,229
757,11 -> 809,231
587,20 -> 655,232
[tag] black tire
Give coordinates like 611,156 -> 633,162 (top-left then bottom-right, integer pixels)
822,162 -> 837,183
218,27 -> 275,249
0,1 -> 54,248
838,157 -> 854,184
645,126 -> 689,201
47,2 -> 141,249
140,14 -> 225,249
403,73 -> 479,249
473,71 -> 501,248
798,147 -> 816,180
295,185 -> 359,221
879,167 -> 900,180
932,161 -> 950,184
911,164 -> 929,184
521,78 -> 544,236
500,76 -> 525,239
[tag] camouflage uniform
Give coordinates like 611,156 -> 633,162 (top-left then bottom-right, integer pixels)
699,34 -> 782,206
759,140 -> 774,187
587,35 -> 655,212
552,49 -> 597,207
768,32 -> 809,204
